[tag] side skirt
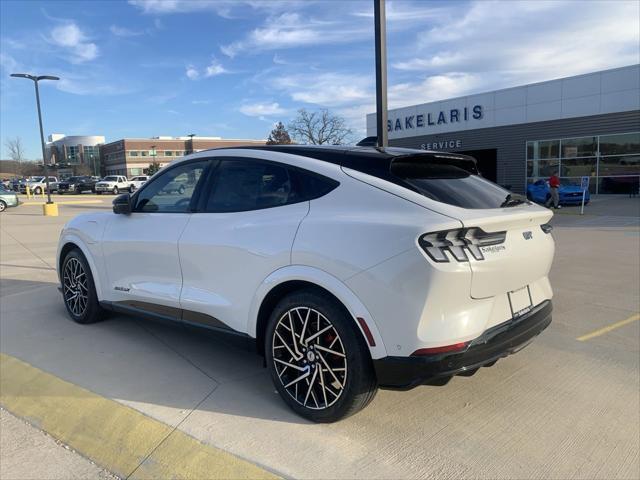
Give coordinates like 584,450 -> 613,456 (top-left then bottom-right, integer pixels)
100,300 -> 258,353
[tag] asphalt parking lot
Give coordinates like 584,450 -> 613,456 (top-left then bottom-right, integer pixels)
1,194 -> 639,479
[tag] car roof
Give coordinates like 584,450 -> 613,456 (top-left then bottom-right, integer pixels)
204,144 -> 477,179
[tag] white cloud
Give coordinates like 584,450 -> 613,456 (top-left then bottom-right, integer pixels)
392,0 -> 639,85
271,73 -> 371,107
220,12 -> 367,57
49,23 -> 98,63
110,25 -> 144,37
239,102 -> 286,117
205,60 -> 227,77
185,60 -> 228,80
191,100 -> 210,105
185,65 -> 199,80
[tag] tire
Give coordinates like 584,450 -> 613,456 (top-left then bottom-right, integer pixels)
265,289 -> 377,423
61,249 -> 105,324
112,186 -> 119,195
129,186 -> 135,194
0,200 -> 6,212
34,187 -> 42,195
97,191 -> 102,195
75,187 -> 82,195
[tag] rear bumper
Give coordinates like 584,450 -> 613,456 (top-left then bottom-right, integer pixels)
373,300 -> 552,390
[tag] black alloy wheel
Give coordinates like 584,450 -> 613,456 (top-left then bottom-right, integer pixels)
61,249 -> 105,324
265,289 -> 377,423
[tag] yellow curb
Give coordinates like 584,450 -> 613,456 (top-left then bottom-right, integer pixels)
21,200 -> 104,206
0,353 -> 279,479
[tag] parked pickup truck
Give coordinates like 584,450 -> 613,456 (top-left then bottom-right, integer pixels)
95,175 -> 129,194
128,175 -> 149,193
58,176 -> 97,194
20,176 -> 59,194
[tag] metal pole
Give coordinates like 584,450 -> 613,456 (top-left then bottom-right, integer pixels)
374,0 -> 388,148
34,80 -> 53,204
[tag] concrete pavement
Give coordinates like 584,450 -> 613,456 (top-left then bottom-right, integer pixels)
1,196 -> 639,479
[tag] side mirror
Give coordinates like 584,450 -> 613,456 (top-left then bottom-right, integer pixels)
113,193 -> 132,215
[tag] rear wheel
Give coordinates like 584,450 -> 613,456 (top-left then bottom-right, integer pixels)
265,289 -> 377,422
61,249 -> 105,324
34,187 -> 42,195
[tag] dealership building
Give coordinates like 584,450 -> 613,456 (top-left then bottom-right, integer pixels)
367,64 -> 640,194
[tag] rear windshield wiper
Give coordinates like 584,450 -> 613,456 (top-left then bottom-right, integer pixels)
500,194 -> 527,208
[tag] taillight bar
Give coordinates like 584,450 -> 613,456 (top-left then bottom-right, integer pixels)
418,228 -> 506,263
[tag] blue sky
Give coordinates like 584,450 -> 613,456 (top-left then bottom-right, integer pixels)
1,0 -> 639,159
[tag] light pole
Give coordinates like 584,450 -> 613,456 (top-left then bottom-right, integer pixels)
187,133 -> 195,154
373,0 -> 388,148
10,73 -> 59,206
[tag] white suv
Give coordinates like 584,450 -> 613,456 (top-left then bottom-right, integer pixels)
95,176 -> 128,194
56,146 -> 555,422
128,175 -> 149,193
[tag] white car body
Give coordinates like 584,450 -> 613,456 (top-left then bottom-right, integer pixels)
57,146 -> 554,421
95,176 -> 129,194
128,175 -> 149,192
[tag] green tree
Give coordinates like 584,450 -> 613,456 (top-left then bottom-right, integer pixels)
146,161 -> 161,176
266,122 -> 293,145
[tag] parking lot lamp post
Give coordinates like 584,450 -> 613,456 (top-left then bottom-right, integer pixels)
187,133 -> 195,154
10,73 -> 59,205
373,0 -> 388,148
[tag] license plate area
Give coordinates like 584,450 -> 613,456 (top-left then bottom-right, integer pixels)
508,286 -> 533,319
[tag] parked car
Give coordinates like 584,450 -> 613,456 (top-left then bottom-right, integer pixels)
128,175 -> 149,193
10,178 -> 25,192
94,176 -> 129,194
527,179 -> 590,205
57,145 -> 555,422
0,185 -> 19,212
58,176 -> 97,194
20,176 -> 59,194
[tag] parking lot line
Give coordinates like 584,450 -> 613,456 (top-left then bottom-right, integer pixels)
0,353 -> 279,480
576,313 -> 640,342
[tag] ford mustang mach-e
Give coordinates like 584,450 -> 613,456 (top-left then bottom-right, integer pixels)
57,146 -> 554,422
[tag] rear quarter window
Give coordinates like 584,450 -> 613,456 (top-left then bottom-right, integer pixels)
391,162 -> 513,209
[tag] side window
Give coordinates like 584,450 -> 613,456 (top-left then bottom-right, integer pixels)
134,160 -> 208,213
289,169 -> 339,202
205,159 -> 293,212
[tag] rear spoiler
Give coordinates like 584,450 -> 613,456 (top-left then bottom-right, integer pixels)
390,152 -> 479,175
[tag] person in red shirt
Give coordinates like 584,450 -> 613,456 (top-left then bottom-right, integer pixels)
545,172 -> 561,209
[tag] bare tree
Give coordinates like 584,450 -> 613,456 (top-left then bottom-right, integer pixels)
288,109 -> 353,145
5,137 -> 25,175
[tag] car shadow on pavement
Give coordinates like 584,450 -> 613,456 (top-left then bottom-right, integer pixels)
0,278 -> 308,425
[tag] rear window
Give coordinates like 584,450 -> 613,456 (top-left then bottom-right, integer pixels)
391,162 -> 514,209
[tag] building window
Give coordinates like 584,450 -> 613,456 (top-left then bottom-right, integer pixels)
129,150 -> 139,157
526,132 -> 640,194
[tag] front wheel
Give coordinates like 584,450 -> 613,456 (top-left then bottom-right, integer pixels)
61,249 -> 105,324
0,200 -> 6,212
112,186 -> 119,195
34,187 -> 42,195
265,289 -> 377,423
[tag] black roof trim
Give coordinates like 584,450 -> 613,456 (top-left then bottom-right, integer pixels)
201,145 -> 479,192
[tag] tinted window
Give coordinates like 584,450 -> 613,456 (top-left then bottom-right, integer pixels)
392,162 -> 514,209
134,160 -> 208,213
204,159 -> 338,213
206,160 -> 292,212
